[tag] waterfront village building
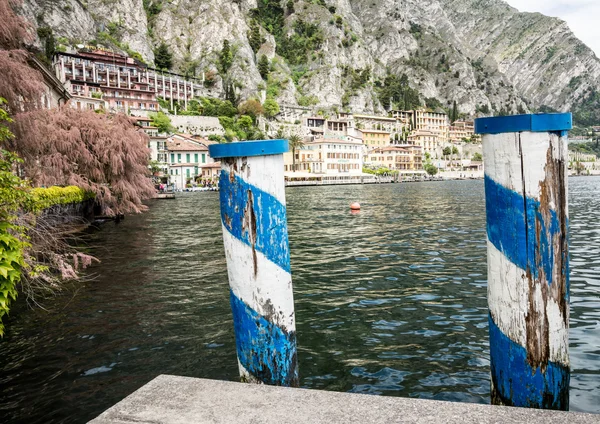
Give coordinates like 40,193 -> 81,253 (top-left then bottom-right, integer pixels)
391,109 -> 450,144
360,129 -> 392,148
569,150 -> 598,174
133,116 -> 169,175
449,120 -> 479,144
53,48 -> 206,114
407,129 -> 440,155
134,116 -> 159,137
284,137 -> 363,174
166,134 -> 217,189
339,113 -> 401,133
365,145 -> 424,173
29,55 -> 72,109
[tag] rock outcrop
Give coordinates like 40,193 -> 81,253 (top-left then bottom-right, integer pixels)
21,0 -> 600,123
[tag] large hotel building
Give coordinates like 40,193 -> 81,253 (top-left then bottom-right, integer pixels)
52,48 -> 205,113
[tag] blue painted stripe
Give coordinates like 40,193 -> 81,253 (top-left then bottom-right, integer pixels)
475,113 -> 572,135
230,290 -> 298,386
489,314 -> 569,409
209,139 -> 289,159
485,175 -> 567,285
219,170 -> 291,273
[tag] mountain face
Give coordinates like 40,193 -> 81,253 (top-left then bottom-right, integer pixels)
20,0 -> 600,124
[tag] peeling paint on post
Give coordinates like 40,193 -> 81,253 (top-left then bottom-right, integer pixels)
475,114 -> 572,410
208,139 -> 299,387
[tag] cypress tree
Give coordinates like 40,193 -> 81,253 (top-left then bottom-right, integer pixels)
258,54 -> 270,80
154,42 -> 172,70
219,40 -> 233,75
248,20 -> 263,53
451,100 -> 458,123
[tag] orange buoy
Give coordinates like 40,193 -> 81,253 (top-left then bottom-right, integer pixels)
350,202 -> 361,211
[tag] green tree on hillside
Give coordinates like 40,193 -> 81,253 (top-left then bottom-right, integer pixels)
151,111 -> 174,133
263,97 -> 280,118
219,40 -> 233,74
451,100 -> 458,123
154,43 -> 172,70
258,54 -> 270,80
248,20 -> 264,53
378,73 -> 421,111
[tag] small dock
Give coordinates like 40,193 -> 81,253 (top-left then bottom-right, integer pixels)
90,376 -> 597,424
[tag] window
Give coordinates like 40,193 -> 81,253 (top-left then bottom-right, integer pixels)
177,154 -> 181,163
194,153 -> 198,163
186,168 -> 190,177
186,153 -> 190,163
171,153 -> 175,163
202,154 -> 206,163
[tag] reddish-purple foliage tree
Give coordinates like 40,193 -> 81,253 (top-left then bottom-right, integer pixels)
0,0 -> 33,50
0,0 -> 45,114
14,108 -> 156,214
0,0 -> 155,215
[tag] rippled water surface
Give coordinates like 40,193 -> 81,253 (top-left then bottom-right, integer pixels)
0,178 -> 599,422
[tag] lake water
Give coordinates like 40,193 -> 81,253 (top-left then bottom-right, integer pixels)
0,178 -> 599,422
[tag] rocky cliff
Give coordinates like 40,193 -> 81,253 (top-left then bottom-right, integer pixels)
20,0 -> 600,124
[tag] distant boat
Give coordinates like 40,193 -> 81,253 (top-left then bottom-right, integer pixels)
153,192 -> 176,199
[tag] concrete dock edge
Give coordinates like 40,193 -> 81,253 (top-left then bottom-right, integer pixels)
89,375 -> 599,423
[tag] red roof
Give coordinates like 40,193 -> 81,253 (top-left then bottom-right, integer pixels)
166,139 -> 208,152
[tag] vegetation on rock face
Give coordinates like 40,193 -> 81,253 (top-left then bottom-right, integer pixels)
218,115 -> 265,141
573,90 -> 600,127
263,97 -> 280,118
238,99 -> 264,120
278,19 -> 324,66
251,2 -> 324,67
377,72 -> 422,111
248,19 -> 265,54
154,42 -> 173,70
218,40 -> 233,75
258,54 -> 270,80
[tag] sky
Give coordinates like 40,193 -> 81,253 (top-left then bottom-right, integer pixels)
503,1 -> 600,58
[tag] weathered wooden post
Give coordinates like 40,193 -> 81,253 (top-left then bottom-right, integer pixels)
475,114 -> 572,410
208,139 -> 299,387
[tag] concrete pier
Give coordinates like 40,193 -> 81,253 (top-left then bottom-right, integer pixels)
90,375 -> 598,423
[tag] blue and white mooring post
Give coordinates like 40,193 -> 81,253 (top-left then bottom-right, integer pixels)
208,139 -> 299,387
475,114 -> 572,410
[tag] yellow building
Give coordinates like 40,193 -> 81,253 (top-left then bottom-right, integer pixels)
407,130 -> 440,155
365,145 -> 424,172
284,137 -> 364,174
360,129 -> 392,147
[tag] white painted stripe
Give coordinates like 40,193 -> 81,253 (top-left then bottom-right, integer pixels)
483,132 -> 523,194
220,155 -> 286,205
222,226 -> 296,333
483,131 -> 568,202
487,241 -> 568,365
488,240 -> 528,348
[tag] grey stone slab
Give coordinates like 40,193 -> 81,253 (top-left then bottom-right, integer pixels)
90,375 -> 599,424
